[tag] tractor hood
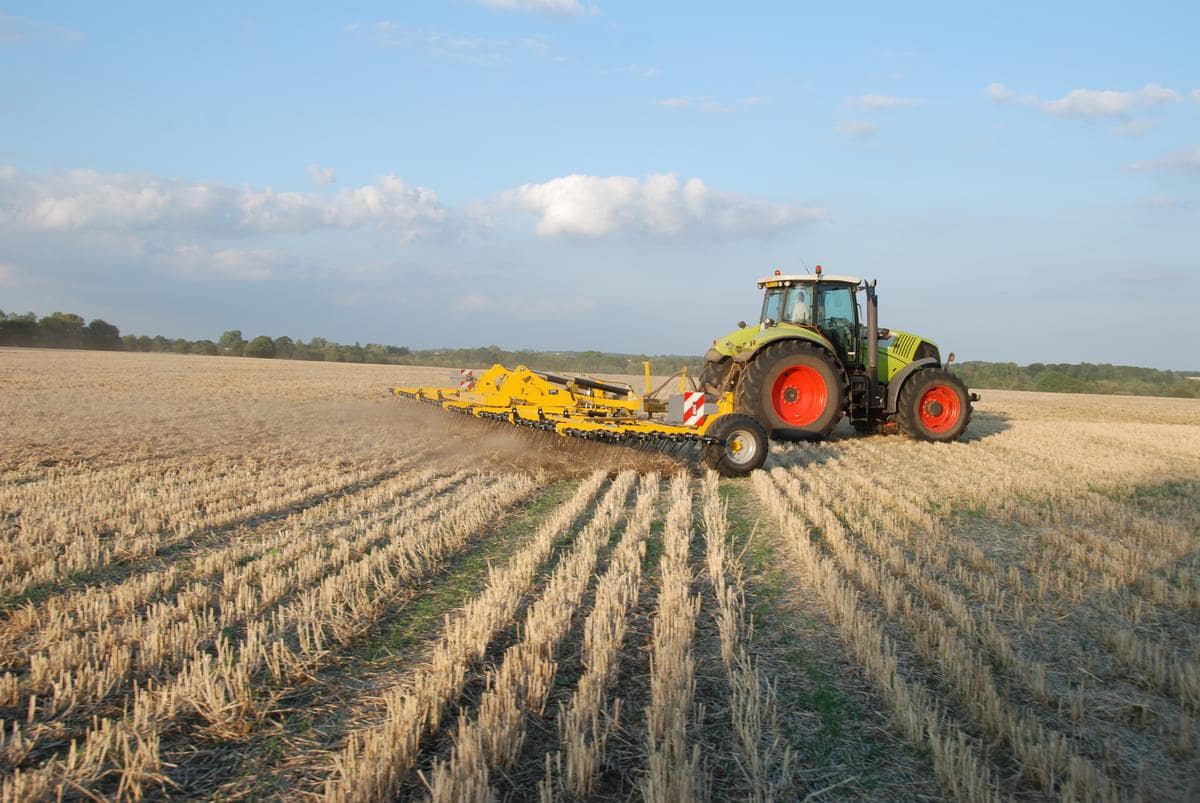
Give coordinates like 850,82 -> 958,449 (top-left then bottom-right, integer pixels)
707,322 -> 834,362
877,329 -> 940,382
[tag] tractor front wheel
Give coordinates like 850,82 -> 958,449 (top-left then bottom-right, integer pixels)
736,340 -> 845,440
897,368 -> 972,442
703,414 -> 768,476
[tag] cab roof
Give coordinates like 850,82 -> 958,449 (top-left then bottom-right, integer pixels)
757,274 -> 863,288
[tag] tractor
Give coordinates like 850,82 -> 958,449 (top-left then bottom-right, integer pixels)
698,266 -> 975,468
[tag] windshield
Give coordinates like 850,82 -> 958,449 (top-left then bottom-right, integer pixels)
761,286 -> 812,325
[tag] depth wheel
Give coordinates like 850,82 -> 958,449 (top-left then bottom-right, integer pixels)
735,340 -> 846,441
897,368 -> 973,442
703,414 -> 768,477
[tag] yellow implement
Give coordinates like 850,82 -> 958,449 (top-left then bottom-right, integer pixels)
393,362 -> 769,476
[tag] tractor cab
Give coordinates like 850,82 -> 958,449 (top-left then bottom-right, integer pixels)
757,268 -> 863,366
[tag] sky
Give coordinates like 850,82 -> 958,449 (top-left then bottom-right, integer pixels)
0,1 -> 1197,369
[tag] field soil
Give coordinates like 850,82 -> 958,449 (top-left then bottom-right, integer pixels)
1,348 -> 1197,801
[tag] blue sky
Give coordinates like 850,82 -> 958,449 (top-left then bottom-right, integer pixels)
1,1 -> 1197,368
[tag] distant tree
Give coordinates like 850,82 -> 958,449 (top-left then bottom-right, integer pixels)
245,335 -> 276,358
273,336 -> 295,359
190,339 -> 218,356
81,319 -> 122,350
218,329 -> 245,357
0,312 -> 37,346
36,312 -> 86,348
136,335 -> 153,352
151,335 -> 172,353
344,341 -> 365,363
121,334 -> 139,351
173,338 -> 191,354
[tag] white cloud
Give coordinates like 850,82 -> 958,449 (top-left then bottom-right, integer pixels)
1042,88 -> 1135,119
1192,89 -> 1200,104
836,119 -> 878,139
307,164 -> 337,186
503,173 -> 825,238
478,0 -> 596,16
985,82 -> 1036,105
1136,84 -> 1182,107
845,94 -> 923,112
656,95 -> 765,115
1127,146 -> 1200,173
0,167 -> 446,240
171,244 -> 280,281
1036,84 -> 1181,119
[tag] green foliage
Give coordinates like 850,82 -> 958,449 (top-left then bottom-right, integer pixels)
35,312 -> 86,348
245,335 -> 277,358
218,329 -> 245,356
84,319 -> 122,350
955,361 -> 1200,399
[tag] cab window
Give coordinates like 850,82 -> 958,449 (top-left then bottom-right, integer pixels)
761,288 -> 785,323
783,287 -> 811,324
816,285 -> 858,358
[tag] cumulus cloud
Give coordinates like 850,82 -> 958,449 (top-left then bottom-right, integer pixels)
656,95 -> 765,115
307,164 -> 337,186
1127,146 -> 1200,173
503,173 -> 825,238
478,0 -> 596,16
170,244 -> 281,281
0,167 -> 446,240
988,82 -> 1183,119
985,82 -> 1037,105
845,94 -> 923,112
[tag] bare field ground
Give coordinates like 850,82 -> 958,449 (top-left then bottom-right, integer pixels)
1,348 -> 1197,801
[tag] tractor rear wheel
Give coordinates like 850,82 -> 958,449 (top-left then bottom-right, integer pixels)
699,357 -> 733,394
736,340 -> 845,440
703,414 -> 768,476
897,368 -> 972,442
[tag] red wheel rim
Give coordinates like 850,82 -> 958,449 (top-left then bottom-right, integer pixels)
771,365 -> 828,426
918,385 -> 961,433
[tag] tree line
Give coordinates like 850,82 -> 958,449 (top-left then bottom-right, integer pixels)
953,360 -> 1200,399
3,308 -> 1196,397
0,309 -> 700,374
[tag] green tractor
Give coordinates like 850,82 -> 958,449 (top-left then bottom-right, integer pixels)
700,267 -> 977,457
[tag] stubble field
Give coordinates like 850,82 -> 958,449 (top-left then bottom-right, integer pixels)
0,348 -> 1197,801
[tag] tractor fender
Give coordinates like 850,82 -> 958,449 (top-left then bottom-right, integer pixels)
885,358 -> 940,413
704,347 -> 724,363
732,333 -> 839,364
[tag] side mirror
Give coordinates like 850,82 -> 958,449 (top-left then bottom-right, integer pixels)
737,320 -> 747,329
947,352 -> 956,366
